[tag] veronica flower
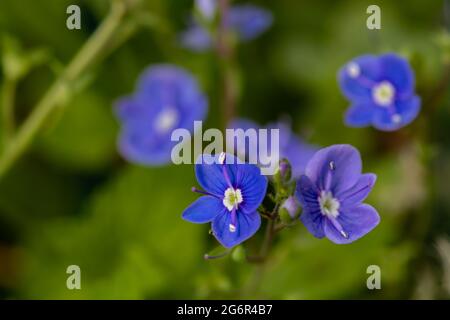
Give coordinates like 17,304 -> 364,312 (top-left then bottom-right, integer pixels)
180,4 -> 273,52
229,118 -> 317,179
115,65 -> 207,165
338,53 -> 420,131
295,144 -> 379,244
195,0 -> 217,20
182,153 -> 268,248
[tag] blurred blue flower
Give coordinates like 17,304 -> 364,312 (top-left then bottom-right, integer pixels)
180,4 -> 273,52
183,153 -> 268,248
115,65 -> 207,165
195,0 -> 217,20
295,144 -> 379,244
229,118 -> 318,179
338,53 -> 420,131
228,4 -> 273,41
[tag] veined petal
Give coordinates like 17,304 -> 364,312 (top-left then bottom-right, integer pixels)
182,196 -> 224,223
338,173 -> 377,208
323,204 -> 380,244
296,175 -> 325,238
195,154 -> 240,196
305,144 -> 362,195
236,164 -> 268,213
212,210 -> 261,248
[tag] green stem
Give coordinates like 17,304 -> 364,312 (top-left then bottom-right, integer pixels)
0,0 -> 132,179
1,79 -> 17,148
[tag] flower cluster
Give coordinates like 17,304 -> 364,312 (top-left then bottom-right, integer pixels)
112,3 -> 425,252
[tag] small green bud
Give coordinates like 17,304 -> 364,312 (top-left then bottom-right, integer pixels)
231,245 -> 246,263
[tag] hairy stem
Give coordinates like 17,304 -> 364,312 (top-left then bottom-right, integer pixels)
0,0 -> 133,179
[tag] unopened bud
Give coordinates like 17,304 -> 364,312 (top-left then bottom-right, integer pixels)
278,158 -> 292,182
279,196 -> 300,223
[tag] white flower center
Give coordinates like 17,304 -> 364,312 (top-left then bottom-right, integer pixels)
155,107 -> 178,133
318,190 -> 340,218
372,81 -> 395,107
347,62 -> 360,78
223,188 -> 243,212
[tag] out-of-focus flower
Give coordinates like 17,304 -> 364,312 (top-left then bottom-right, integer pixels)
180,4 -> 273,52
195,0 -> 217,20
182,153 -> 268,248
115,65 -> 207,165
228,118 -> 317,179
338,53 -> 420,131
295,144 -> 379,244
227,5 -> 273,41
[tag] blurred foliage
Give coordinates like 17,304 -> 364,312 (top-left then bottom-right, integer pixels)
0,0 -> 449,299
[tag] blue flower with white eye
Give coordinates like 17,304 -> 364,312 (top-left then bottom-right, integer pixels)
180,3 -> 273,52
229,118 -> 318,179
296,144 -> 379,244
338,53 -> 420,131
115,65 -> 207,165
182,153 -> 268,248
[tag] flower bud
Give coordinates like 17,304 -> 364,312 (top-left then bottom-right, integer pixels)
278,158 -> 292,182
279,196 -> 300,223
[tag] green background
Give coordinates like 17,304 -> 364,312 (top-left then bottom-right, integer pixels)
0,0 -> 449,299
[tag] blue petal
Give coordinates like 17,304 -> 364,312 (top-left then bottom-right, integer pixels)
337,173 -> 376,209
323,204 -> 380,244
118,126 -> 173,165
379,53 -> 414,96
338,55 -> 382,102
373,95 -> 420,131
182,196 -> 224,223
212,210 -> 261,248
235,164 -> 268,213
296,175 -> 325,238
344,103 -> 376,127
195,154 -> 240,196
228,5 -> 273,41
179,24 -> 212,52
304,144 -> 362,195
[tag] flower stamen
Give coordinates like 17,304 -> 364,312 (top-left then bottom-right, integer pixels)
372,81 -> 395,107
223,188 -> 243,212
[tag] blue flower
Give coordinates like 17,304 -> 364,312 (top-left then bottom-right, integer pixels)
180,4 -> 272,52
195,0 -> 217,20
295,144 -> 379,244
229,118 -> 318,179
115,65 -> 207,165
338,53 -> 420,131
227,4 -> 273,41
182,153 -> 268,248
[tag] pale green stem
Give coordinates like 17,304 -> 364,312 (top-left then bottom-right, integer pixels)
1,78 -> 17,148
0,0 -> 132,179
